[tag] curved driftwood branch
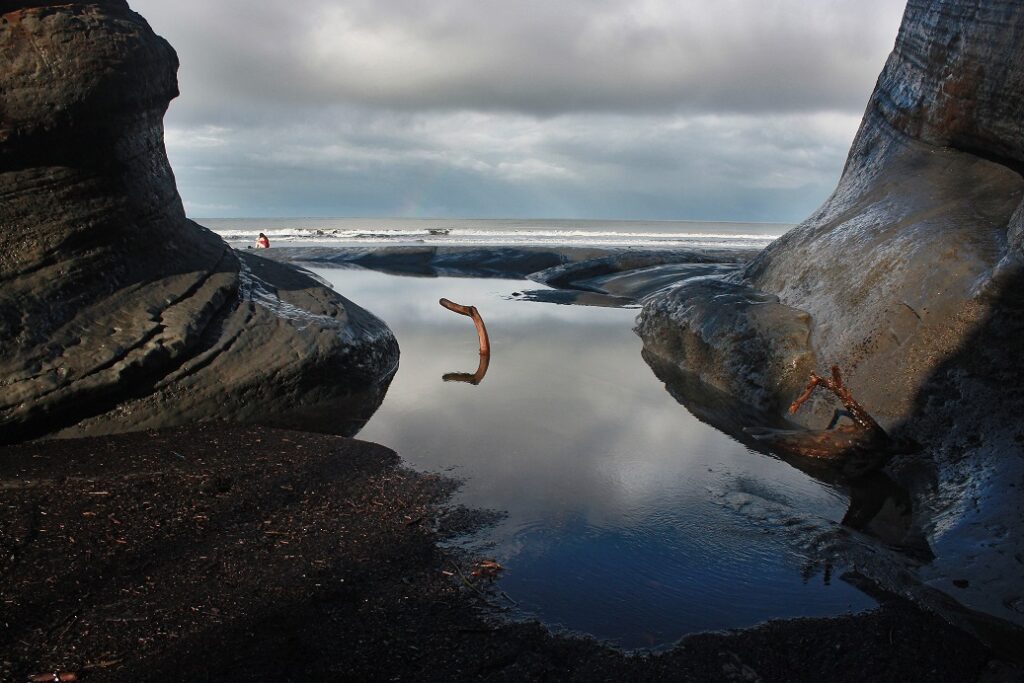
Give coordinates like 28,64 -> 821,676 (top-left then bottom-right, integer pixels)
439,298 -> 490,356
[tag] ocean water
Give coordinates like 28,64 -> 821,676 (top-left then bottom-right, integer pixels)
200,217 -> 788,250
304,266 -> 874,650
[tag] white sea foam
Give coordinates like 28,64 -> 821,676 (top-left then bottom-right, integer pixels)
201,218 -> 788,250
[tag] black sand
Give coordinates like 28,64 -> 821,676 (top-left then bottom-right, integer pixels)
0,426 -> 1012,682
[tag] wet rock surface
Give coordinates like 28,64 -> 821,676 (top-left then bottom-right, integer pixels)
266,245 -> 759,309
637,0 -> 1024,635
267,244 -> 757,283
0,1 -> 397,443
637,278 -> 817,416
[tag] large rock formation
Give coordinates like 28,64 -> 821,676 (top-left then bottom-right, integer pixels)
643,0 -> 1024,427
638,0 -> 1024,635
744,0 -> 1024,426
0,0 -> 398,443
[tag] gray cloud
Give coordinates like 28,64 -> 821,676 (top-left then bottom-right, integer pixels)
130,0 -> 906,220
136,0 -> 904,120
166,108 -> 857,220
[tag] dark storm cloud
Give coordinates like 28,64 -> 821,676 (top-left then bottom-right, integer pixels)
135,0 -> 904,120
131,0 -> 906,220
165,108 -> 857,220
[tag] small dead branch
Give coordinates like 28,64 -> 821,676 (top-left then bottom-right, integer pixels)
788,365 -> 887,440
448,563 -> 488,600
749,365 -> 912,476
442,352 -> 490,385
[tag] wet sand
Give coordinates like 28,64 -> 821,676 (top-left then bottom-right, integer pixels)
0,425 -> 1011,682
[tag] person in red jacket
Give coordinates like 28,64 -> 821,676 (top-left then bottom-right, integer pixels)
255,232 -> 270,249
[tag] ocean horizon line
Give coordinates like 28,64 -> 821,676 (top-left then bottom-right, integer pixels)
194,215 -> 795,226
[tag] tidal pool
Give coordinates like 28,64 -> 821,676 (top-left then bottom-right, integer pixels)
311,266 -> 875,649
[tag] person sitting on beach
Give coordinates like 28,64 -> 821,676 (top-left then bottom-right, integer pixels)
255,232 -> 270,249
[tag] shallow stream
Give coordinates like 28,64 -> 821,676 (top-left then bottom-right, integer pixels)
311,266 -> 875,649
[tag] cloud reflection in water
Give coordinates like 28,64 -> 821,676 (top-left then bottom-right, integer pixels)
311,266 -> 875,648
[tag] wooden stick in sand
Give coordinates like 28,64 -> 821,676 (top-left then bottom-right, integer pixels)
439,298 -> 490,356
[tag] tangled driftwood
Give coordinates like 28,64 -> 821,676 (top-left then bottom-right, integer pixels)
789,365 -> 888,441
751,365 -> 914,476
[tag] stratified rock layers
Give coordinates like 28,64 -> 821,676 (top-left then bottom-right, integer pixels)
638,1 -> 1024,632
0,1 -> 398,443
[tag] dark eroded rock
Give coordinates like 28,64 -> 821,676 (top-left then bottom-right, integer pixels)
746,128 -> 1022,428
527,248 -> 754,291
637,278 -> 817,415
267,245 -> 584,279
642,1 -> 1024,428
0,1 -> 397,443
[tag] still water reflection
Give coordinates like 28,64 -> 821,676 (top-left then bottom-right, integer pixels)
312,266 -> 875,648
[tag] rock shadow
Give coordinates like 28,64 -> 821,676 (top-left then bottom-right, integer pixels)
641,350 -> 931,558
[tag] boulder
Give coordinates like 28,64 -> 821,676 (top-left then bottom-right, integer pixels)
637,277 -> 817,415
744,0 -> 1024,427
0,1 -> 398,443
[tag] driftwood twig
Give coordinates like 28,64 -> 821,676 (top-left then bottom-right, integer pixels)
748,364 -> 910,476
439,298 -> 490,356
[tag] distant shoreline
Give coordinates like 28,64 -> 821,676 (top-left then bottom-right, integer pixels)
195,216 -> 789,250
193,216 -> 795,225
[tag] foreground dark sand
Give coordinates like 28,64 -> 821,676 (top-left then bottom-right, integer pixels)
0,426 -> 1013,682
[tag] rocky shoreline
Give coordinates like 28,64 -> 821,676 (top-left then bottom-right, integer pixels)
632,0 -> 1024,635
3,0 -> 1024,678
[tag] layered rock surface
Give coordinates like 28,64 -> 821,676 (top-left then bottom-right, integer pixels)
638,0 -> 1024,633
0,1 -> 398,443
743,0 -> 1024,427
641,0 -> 1024,427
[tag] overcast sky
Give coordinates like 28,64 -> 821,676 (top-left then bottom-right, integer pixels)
131,0 -> 907,221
